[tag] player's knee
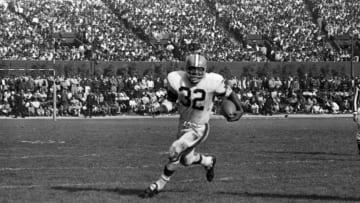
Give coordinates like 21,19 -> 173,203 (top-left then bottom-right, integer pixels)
169,148 -> 183,163
168,141 -> 186,162
168,146 -> 179,162
164,162 -> 178,175
180,152 -> 198,166
179,155 -> 192,166
168,155 -> 178,163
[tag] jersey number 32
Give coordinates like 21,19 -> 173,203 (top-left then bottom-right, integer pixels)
179,87 -> 205,110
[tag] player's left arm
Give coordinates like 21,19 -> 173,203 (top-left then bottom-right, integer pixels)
153,87 -> 178,113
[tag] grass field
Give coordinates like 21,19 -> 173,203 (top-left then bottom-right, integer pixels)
1,116 -> 360,203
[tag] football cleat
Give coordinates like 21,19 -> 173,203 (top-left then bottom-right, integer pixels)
139,183 -> 159,198
205,156 -> 216,182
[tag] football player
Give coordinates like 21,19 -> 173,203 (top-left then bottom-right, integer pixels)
140,54 -> 243,198
353,84 -> 360,154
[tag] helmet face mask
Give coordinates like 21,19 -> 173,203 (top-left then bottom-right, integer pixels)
187,66 -> 205,83
185,54 -> 207,84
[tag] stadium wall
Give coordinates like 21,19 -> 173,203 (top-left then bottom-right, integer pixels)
1,60 -> 359,78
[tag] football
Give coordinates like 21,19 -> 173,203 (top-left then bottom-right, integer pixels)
220,99 -> 237,118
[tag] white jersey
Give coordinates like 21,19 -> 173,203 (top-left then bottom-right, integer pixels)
166,71 -> 232,125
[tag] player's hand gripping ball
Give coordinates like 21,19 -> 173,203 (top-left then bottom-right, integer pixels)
221,99 -> 242,121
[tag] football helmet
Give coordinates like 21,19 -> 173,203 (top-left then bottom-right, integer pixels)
185,54 -> 207,84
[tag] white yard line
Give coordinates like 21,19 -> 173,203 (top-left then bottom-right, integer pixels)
19,140 -> 66,144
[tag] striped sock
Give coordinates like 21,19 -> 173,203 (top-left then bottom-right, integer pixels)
155,174 -> 170,191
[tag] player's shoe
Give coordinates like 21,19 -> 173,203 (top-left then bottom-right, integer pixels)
139,183 -> 159,198
205,156 -> 216,182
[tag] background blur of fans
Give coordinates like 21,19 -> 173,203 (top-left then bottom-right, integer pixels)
0,0 -> 359,117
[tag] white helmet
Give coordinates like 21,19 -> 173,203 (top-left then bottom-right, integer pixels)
185,54 -> 207,84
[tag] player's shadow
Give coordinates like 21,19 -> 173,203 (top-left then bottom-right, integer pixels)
216,191 -> 360,202
51,186 -> 143,196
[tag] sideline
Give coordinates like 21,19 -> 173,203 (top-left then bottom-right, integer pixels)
0,114 -> 352,120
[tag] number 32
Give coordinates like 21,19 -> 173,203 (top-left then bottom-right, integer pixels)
179,87 -> 205,110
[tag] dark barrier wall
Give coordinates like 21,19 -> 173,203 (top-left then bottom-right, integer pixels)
1,60 -> 360,78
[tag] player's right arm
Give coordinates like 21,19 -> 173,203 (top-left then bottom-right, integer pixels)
154,86 -> 177,113
153,72 -> 179,113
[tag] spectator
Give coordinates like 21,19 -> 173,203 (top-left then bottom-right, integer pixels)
86,92 -> 97,118
12,90 -> 26,118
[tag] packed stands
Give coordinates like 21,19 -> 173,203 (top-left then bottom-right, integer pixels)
208,0 -> 337,61
1,0 -> 359,62
309,0 -> 360,61
1,0 -> 170,61
0,71 -> 356,117
106,0 -> 267,61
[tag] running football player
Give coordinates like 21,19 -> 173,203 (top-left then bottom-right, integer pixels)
140,54 -> 243,198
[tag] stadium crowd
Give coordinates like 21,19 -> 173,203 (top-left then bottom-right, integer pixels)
0,72 -> 356,118
310,0 -> 360,38
0,73 -> 167,117
0,0 -> 172,61
108,0 -> 267,62
211,0 -> 326,61
0,0 -> 359,117
1,0 -> 358,62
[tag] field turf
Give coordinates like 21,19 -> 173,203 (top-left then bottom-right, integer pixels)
1,116 -> 360,203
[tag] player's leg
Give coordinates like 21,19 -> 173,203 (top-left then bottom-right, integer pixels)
141,131 -> 190,198
177,123 -> 216,181
141,159 -> 181,197
140,137 -> 186,198
180,149 -> 216,182
141,123 -> 211,198
141,129 -> 190,197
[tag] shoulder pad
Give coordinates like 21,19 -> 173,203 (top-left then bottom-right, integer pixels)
166,71 -> 187,89
207,72 -> 225,85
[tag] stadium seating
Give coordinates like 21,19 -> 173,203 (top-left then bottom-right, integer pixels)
1,0 -> 359,62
